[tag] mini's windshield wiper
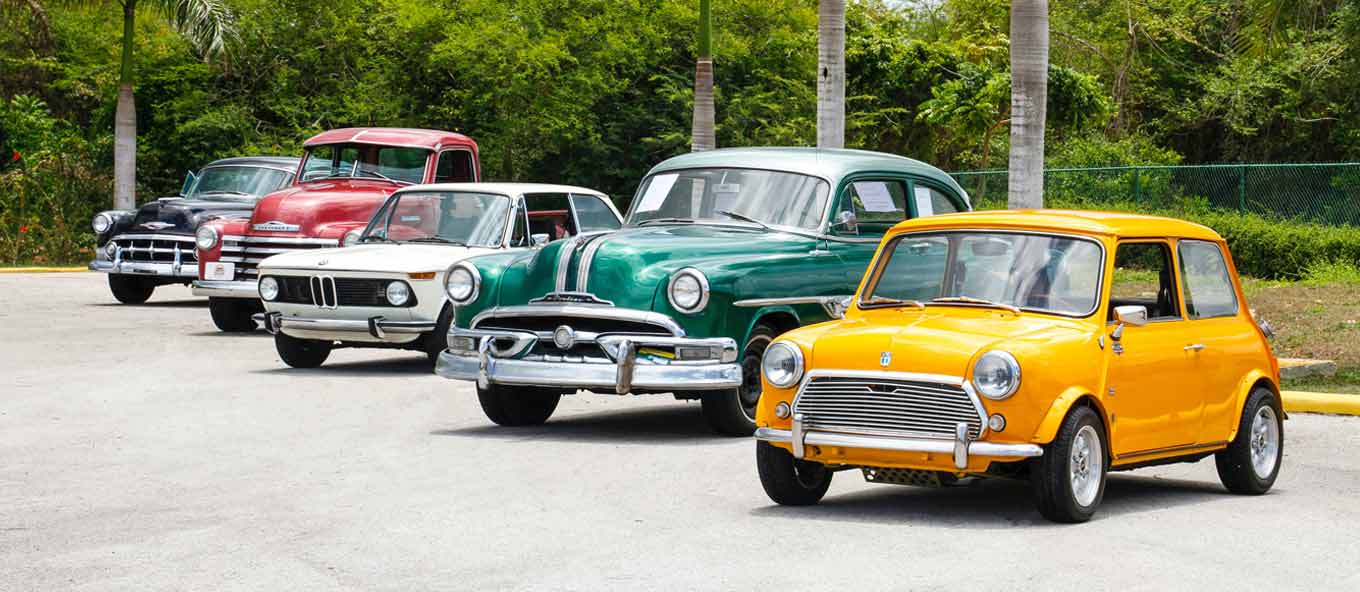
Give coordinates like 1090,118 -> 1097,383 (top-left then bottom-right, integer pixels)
635,217 -> 695,226
405,237 -> 467,246
714,209 -> 770,230
929,296 -> 1021,313
860,296 -> 925,309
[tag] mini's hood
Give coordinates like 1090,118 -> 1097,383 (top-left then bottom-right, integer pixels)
127,196 -> 257,234
247,179 -> 400,237
259,243 -> 501,274
809,310 -> 1087,377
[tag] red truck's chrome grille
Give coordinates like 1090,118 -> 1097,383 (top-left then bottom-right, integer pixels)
218,235 -> 337,280
111,233 -> 198,264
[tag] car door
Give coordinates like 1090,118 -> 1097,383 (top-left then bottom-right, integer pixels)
1177,238 -> 1254,442
1103,240 -> 1203,457
826,177 -> 912,290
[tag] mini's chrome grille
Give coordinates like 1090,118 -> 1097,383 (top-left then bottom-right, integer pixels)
218,235 -> 337,280
793,375 -> 984,440
111,234 -> 197,264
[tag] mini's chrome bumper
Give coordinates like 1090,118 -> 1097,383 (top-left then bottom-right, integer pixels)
435,327 -> 741,393
755,414 -> 1044,470
88,259 -> 197,279
255,311 -> 436,340
191,279 -> 258,298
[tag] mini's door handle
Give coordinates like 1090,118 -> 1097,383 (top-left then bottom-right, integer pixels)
1184,343 -> 1206,352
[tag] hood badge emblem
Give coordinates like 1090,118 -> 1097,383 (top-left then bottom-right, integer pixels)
552,325 -> 577,350
879,352 -> 892,367
139,221 -> 173,230
317,259 -> 329,266
252,220 -> 301,232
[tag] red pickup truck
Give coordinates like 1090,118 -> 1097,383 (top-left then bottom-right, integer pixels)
192,127 -> 480,331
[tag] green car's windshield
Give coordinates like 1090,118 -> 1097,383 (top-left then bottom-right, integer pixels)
299,143 -> 429,184
864,231 -> 1104,317
626,168 -> 830,230
187,166 -> 292,200
363,191 -> 511,247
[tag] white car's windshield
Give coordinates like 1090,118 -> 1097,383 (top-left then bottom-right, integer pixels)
300,143 -> 429,184
187,166 -> 292,200
362,191 -> 511,247
626,168 -> 830,230
864,231 -> 1104,316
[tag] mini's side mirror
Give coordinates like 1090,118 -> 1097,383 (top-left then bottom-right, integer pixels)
180,171 -> 198,197
530,233 -> 550,247
832,210 -> 858,234
1111,304 -> 1148,342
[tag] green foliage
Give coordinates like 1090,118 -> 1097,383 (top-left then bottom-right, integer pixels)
1301,259 -> 1360,286
1191,209 -> 1360,280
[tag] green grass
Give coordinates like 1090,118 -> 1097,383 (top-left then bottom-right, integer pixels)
1282,368 -> 1360,394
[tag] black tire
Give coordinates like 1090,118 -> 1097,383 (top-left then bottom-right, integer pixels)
1032,405 -> 1107,523
755,440 -> 832,506
274,332 -> 332,368
425,305 -> 455,363
108,274 -> 155,304
1216,387 -> 1283,495
208,297 -> 259,332
701,324 -> 777,436
477,383 -> 561,426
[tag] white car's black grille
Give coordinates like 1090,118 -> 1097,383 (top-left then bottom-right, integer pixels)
271,275 -> 409,308
793,375 -> 983,439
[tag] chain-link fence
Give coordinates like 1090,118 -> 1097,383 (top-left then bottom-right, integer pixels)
950,163 -> 1360,225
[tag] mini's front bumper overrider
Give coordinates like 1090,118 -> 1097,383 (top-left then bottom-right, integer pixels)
755,415 -> 1045,470
435,326 -> 742,393
256,311 -> 436,341
191,279 -> 259,298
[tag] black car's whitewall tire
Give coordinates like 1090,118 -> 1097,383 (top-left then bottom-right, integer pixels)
701,324 -> 776,436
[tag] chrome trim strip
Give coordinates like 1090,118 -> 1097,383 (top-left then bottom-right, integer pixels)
575,233 -> 610,292
252,313 -> 435,337
191,279 -> 259,298
554,235 -> 580,292
470,304 -> 686,337
434,349 -> 741,391
733,295 -> 853,308
221,235 -> 340,246
755,427 -> 1044,462
110,233 -> 196,243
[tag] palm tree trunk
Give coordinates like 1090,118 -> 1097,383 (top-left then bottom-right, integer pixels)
1007,0 -> 1048,209
691,0 -> 715,152
816,0 -> 845,149
113,0 -> 138,210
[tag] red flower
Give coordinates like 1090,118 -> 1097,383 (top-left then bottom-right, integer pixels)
19,225 -> 28,233
9,151 -> 17,162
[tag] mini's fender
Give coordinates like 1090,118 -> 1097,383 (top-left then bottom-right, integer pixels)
1226,368 -> 1283,442
1031,386 -> 1108,445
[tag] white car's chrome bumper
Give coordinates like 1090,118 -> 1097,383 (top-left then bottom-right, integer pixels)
256,311 -> 435,342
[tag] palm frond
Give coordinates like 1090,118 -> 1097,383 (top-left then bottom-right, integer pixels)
151,0 -> 237,57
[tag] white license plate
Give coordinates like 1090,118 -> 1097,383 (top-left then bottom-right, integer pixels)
203,262 -> 235,280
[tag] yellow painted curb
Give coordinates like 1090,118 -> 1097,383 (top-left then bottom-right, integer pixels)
0,266 -> 88,273
1281,391 -> 1360,416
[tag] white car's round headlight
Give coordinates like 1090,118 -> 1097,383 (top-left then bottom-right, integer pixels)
972,350 -> 1021,400
258,276 -> 280,301
195,226 -> 219,250
445,264 -> 479,303
342,229 -> 363,247
761,341 -> 804,389
385,281 -> 411,306
667,268 -> 708,313
92,212 -> 113,234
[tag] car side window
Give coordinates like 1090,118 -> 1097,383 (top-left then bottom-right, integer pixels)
434,150 -> 475,183
910,183 -> 962,216
570,194 -> 621,232
1178,240 -> 1239,319
524,193 -> 578,241
1110,242 -> 1182,321
837,179 -> 908,235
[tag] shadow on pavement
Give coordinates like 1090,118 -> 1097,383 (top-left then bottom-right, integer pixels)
90,299 -> 206,309
432,404 -> 737,446
251,356 -> 437,377
749,473 -> 1231,527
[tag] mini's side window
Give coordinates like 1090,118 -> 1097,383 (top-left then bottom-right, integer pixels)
1110,242 -> 1181,321
911,183 -> 962,216
571,194 -> 621,232
434,150 -> 475,183
1178,240 -> 1239,319
838,179 -> 908,234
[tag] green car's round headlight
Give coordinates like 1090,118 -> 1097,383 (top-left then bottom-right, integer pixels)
972,350 -> 1020,400
445,263 -> 479,304
667,268 -> 709,313
761,341 -> 804,389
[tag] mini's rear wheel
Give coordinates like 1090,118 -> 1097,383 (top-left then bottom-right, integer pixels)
108,274 -> 155,304
477,384 -> 561,426
208,297 -> 259,332
274,332 -> 332,368
1216,387 -> 1283,494
1032,405 -> 1107,523
756,440 -> 832,505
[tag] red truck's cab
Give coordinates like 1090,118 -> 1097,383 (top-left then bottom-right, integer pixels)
192,127 -> 480,331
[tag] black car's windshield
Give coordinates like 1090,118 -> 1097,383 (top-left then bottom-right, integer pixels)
363,191 -> 510,247
626,168 -> 829,230
299,143 -> 429,184
863,231 -> 1104,316
187,166 -> 292,200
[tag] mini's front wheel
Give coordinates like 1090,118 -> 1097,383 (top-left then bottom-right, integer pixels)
1032,405 -> 1107,523
274,332 -> 332,368
477,384 -> 561,426
756,440 -> 832,506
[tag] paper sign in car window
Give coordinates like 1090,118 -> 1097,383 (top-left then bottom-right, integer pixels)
636,173 -> 679,213
713,183 -> 741,212
914,186 -> 935,217
853,181 -> 898,212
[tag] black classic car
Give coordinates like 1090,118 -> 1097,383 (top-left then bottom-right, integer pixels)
89,156 -> 299,303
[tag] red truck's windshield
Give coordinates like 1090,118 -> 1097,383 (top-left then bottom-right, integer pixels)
299,143 -> 428,184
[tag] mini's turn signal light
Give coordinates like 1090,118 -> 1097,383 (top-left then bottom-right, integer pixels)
775,402 -> 792,419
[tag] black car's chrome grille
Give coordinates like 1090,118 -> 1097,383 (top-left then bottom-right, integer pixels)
269,275 -> 410,308
793,375 -> 983,440
474,315 -> 673,336
218,235 -> 337,280
111,234 -> 197,264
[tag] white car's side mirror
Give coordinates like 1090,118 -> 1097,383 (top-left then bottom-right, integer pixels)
531,233 -> 550,247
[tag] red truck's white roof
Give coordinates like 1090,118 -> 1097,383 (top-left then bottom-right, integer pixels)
302,128 -> 476,150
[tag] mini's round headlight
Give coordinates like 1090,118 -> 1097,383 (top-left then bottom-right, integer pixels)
761,341 -> 804,389
972,350 -> 1021,400
92,212 -> 113,234
385,281 -> 411,306
342,229 -> 363,247
258,276 -> 280,301
195,225 -> 219,250
445,264 -> 479,303
667,268 -> 708,313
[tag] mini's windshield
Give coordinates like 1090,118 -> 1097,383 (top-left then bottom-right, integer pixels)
362,191 -> 511,247
864,231 -> 1104,316
187,166 -> 292,199
626,168 -> 830,230
300,143 -> 429,184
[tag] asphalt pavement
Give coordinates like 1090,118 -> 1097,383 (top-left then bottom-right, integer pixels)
3,272 -> 1359,591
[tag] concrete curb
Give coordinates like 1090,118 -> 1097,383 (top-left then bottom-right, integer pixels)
1282,391 -> 1360,416
0,266 -> 87,273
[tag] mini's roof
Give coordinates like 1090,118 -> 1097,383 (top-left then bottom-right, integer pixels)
303,128 -> 476,150
394,182 -> 607,197
889,209 -> 1223,241
204,156 -> 299,171
646,147 -> 968,202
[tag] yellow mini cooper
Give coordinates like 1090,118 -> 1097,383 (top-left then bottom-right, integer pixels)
753,210 -> 1282,522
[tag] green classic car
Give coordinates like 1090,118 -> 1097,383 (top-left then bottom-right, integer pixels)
435,147 -> 971,434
